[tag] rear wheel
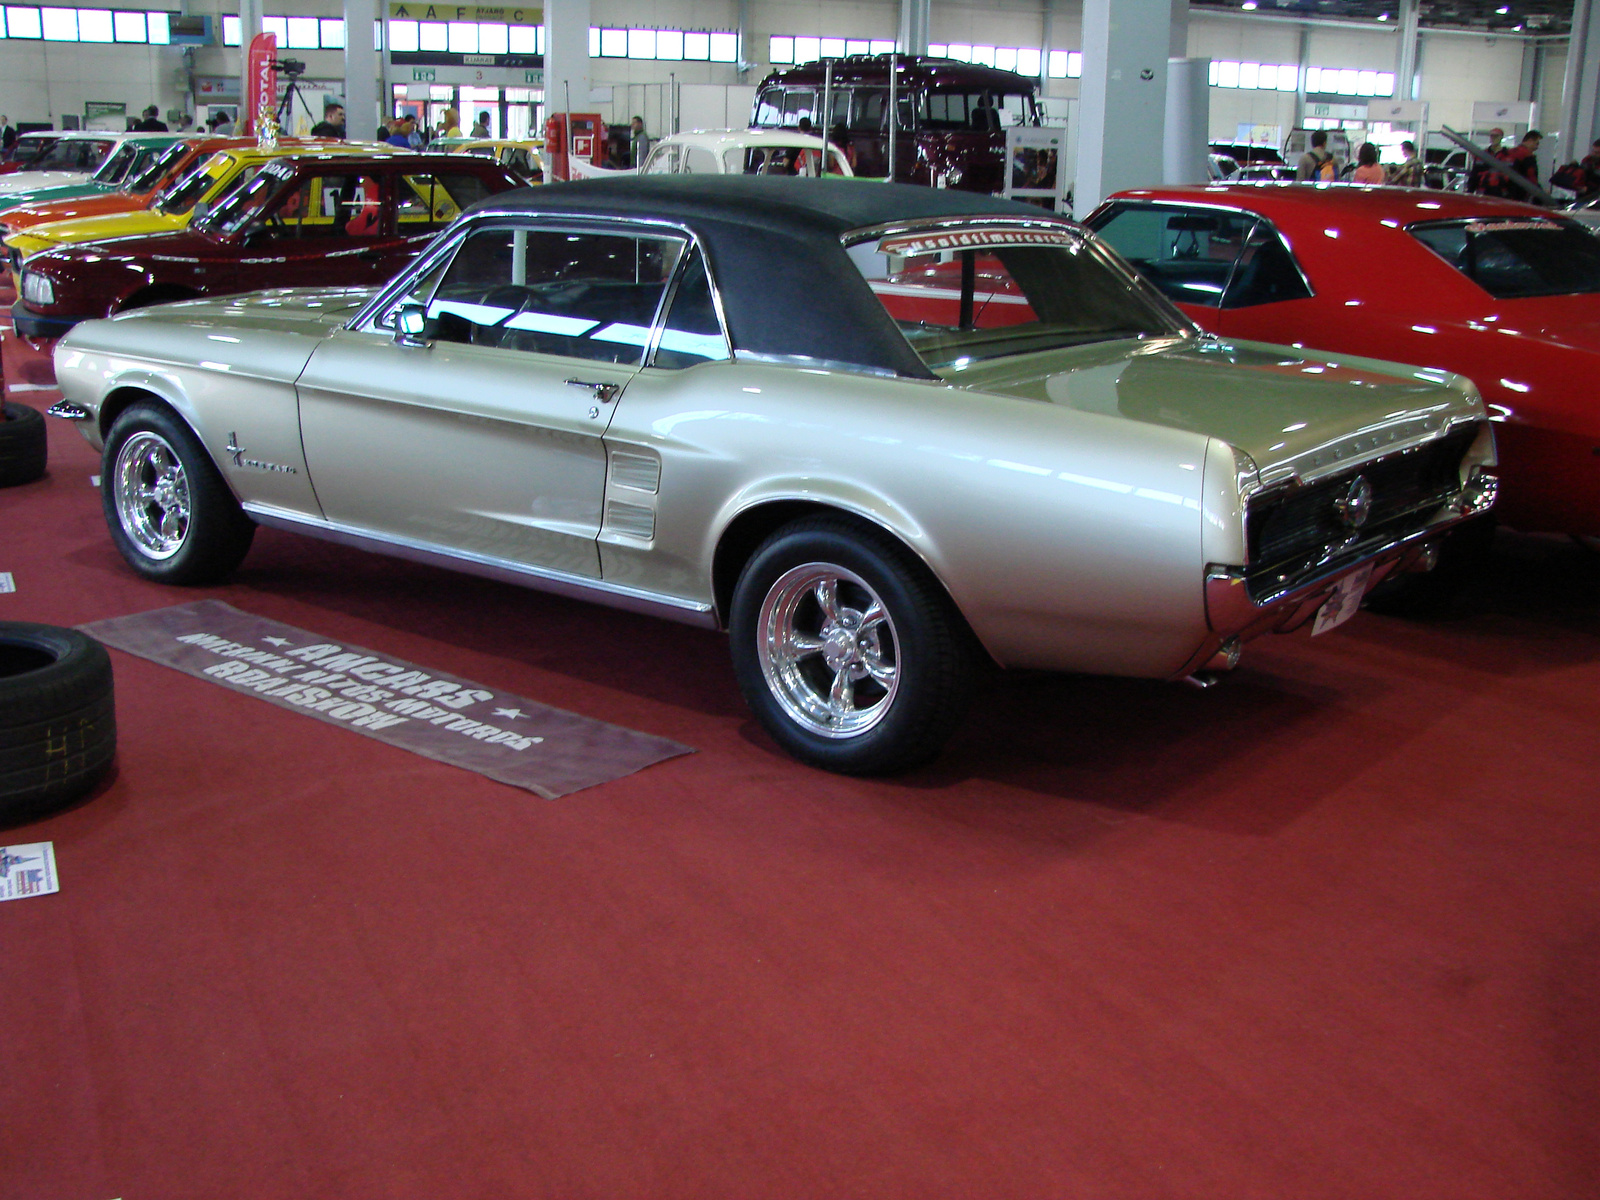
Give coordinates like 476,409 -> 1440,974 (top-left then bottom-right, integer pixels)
729,517 -> 974,774
101,402 -> 254,585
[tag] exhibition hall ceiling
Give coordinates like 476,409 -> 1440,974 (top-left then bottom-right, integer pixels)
1191,0 -> 1572,35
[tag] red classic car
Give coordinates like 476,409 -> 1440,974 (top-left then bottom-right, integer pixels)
12,151 -> 524,340
1084,184 -> 1600,542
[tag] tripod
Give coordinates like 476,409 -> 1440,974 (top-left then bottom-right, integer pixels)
274,63 -> 319,135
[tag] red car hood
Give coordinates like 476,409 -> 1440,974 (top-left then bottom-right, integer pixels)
35,226 -> 228,266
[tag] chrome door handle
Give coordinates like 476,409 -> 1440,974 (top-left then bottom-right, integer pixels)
566,378 -> 621,403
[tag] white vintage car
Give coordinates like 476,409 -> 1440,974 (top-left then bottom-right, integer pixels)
50,177 -> 1497,773
570,129 -> 855,180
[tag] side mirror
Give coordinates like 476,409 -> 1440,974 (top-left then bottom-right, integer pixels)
394,302 -> 430,346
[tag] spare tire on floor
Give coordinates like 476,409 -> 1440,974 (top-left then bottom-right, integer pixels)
0,622 -> 116,826
0,401 -> 48,487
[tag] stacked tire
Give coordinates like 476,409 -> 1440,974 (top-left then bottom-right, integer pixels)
0,623 -> 116,826
0,401 -> 47,487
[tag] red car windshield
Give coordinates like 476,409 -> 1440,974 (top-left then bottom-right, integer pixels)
124,141 -> 192,193
1409,217 -> 1600,299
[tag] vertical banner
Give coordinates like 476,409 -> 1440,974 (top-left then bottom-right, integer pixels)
243,32 -> 278,137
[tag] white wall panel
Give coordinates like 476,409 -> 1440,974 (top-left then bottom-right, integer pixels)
1417,33 -> 1525,130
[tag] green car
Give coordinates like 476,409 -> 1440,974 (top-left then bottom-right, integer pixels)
0,133 -> 186,211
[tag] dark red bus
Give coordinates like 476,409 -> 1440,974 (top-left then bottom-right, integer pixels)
750,55 -> 1043,193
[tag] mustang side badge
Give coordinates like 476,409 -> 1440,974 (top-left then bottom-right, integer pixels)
225,432 -> 298,475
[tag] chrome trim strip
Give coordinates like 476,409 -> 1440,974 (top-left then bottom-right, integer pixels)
731,349 -> 905,379
240,502 -> 719,628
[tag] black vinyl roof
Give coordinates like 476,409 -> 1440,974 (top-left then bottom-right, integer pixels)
469,175 -> 1065,379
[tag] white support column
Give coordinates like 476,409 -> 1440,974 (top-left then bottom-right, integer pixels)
1074,0 -> 1171,215
1164,57 -> 1209,183
545,0 -> 593,124
239,0 -> 263,101
1394,0 -> 1419,101
1561,0 -> 1600,165
898,0 -> 929,57
344,0 -> 378,142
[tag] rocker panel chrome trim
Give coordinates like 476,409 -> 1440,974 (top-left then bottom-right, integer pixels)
241,502 -> 719,628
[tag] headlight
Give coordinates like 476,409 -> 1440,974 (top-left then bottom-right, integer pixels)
21,270 -> 55,307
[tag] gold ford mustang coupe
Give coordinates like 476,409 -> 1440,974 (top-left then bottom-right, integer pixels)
50,177 -> 1498,773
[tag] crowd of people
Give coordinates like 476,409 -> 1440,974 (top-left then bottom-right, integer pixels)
1292,123 -> 1600,203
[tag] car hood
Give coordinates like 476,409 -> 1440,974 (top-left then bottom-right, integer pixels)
0,170 -> 91,194
6,208 -> 186,257
0,192 -> 139,234
27,225 -> 228,268
0,181 -> 104,210
59,287 -> 378,387
106,285 -> 375,336
943,334 -> 1484,484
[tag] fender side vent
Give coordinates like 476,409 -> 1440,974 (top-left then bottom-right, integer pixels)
605,499 -> 655,541
609,450 -> 661,494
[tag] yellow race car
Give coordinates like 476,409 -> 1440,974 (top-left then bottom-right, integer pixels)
5,140 -> 384,285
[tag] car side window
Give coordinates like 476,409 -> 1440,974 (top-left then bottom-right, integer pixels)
682,146 -> 719,174
1219,220 -> 1312,309
652,246 -> 730,368
398,173 -> 496,232
258,174 -> 382,239
425,225 -> 687,366
643,145 -> 680,174
1090,204 -> 1310,309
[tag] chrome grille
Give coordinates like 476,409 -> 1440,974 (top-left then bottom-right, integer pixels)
1244,426 -> 1478,601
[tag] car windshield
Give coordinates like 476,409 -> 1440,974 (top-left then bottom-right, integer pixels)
22,137 -> 113,172
1409,217 -> 1600,299
194,166 -> 290,235
847,223 -> 1190,368
157,152 -> 232,214
124,140 -> 190,193
88,142 -> 140,185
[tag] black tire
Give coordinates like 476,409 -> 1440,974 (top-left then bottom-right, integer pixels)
0,622 -> 116,826
101,401 -> 255,585
729,516 -> 974,775
1364,517 -> 1496,618
0,401 -> 47,488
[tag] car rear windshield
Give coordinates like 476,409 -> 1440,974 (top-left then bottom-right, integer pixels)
1409,217 -> 1600,299
847,224 -> 1189,369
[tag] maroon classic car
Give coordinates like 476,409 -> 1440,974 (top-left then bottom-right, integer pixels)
11,151 -> 524,339
1086,185 -> 1600,546
751,55 -> 1042,192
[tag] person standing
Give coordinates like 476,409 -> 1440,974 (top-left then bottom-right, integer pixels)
1469,127 -> 1509,195
440,107 -> 463,137
132,104 -> 168,132
1504,129 -> 1543,199
1351,142 -> 1386,185
629,115 -> 651,167
206,109 -> 235,136
1295,130 -> 1337,181
0,116 -> 15,154
310,100 -> 345,139
1388,140 -> 1423,187
471,110 -> 491,138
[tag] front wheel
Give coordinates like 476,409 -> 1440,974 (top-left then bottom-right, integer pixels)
729,517 -> 974,775
101,402 -> 255,585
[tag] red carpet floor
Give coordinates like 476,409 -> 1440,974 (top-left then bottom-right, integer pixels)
3,339 -> 1599,1199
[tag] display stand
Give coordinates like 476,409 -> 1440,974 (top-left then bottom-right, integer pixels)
1003,125 -> 1068,214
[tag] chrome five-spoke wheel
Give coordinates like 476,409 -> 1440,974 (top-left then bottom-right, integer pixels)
757,563 -> 900,738
101,402 -> 255,585
113,431 -> 191,560
730,516 -> 974,774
